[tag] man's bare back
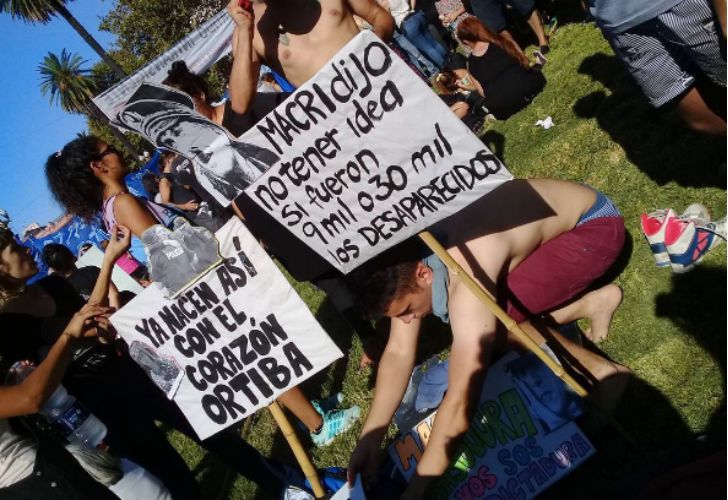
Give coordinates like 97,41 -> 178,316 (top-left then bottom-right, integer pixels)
251,0 -> 393,87
433,179 -> 597,279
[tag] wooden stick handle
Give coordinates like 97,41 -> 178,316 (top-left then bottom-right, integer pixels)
268,401 -> 327,498
418,231 -> 589,397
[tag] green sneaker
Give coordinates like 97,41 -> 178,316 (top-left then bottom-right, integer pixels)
310,405 -> 361,447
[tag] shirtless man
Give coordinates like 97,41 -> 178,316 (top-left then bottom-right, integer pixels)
346,179 -> 630,498
246,0 -> 394,88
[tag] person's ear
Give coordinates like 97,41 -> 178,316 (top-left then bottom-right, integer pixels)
89,160 -> 102,176
415,261 -> 434,286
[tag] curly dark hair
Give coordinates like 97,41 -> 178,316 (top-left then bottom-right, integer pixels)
345,238 -> 428,319
163,61 -> 210,100
42,243 -> 76,273
45,135 -> 105,221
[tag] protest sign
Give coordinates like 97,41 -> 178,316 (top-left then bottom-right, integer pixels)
110,218 -> 343,439
388,352 -> 593,499
114,83 -> 279,207
239,30 -> 513,273
93,9 -> 233,120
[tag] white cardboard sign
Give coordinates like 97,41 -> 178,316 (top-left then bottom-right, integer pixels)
240,30 -> 513,273
110,218 -> 343,439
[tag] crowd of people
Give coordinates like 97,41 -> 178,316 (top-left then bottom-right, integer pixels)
0,0 -> 725,498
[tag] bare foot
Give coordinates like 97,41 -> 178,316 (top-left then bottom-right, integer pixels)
583,284 -> 623,342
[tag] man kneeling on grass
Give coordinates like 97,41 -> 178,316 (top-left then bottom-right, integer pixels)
346,178 -> 631,498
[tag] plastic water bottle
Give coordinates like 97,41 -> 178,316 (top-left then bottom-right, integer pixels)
9,361 -> 107,448
41,384 -> 107,448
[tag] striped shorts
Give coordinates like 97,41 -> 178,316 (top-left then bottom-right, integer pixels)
606,0 -> 726,107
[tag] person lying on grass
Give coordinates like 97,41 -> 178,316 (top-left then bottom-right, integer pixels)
346,178 -> 631,498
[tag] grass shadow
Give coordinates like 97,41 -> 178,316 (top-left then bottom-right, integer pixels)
194,450 -> 237,500
542,375 -> 706,499
654,265 -> 727,443
300,295 -> 356,401
480,129 -> 506,160
573,53 -> 726,189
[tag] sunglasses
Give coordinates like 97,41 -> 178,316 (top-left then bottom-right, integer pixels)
96,144 -> 120,160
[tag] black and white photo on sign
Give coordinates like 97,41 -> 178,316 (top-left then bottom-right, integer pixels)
114,82 -> 278,206
110,218 -> 343,439
129,340 -> 184,397
239,30 -> 514,273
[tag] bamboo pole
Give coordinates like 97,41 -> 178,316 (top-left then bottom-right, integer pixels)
418,231 -> 589,398
268,401 -> 327,498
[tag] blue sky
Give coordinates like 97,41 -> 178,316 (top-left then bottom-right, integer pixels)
0,2 -> 116,233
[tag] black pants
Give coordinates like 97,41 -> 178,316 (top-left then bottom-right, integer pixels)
65,356 -> 305,500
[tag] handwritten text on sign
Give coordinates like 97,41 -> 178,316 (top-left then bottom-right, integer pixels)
388,353 -> 593,499
110,219 -> 342,439
241,31 -> 513,273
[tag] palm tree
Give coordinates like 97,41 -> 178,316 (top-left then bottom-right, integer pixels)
39,49 -> 98,114
0,0 -> 126,79
39,49 -> 139,156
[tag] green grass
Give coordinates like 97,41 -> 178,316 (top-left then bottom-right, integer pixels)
168,21 -> 726,499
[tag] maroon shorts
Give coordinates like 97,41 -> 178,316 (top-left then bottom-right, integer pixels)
505,216 -> 625,323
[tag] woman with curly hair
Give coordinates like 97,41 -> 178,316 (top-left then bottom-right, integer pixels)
45,135 -> 361,459
45,136 -> 179,238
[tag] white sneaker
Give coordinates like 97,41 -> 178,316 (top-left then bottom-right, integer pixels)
680,203 -> 710,224
640,208 -> 677,267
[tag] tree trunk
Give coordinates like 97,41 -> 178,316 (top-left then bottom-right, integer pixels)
51,0 -> 127,81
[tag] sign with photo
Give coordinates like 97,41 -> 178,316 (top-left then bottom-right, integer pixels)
110,218 -> 343,439
114,82 -> 279,206
240,30 -> 513,273
93,9 -> 233,120
388,352 -> 593,499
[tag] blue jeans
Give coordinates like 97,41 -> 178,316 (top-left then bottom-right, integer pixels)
399,11 -> 448,70
393,31 -> 436,77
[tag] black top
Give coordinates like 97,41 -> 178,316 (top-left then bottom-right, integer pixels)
171,156 -> 220,212
449,47 -> 545,119
0,276 -> 112,376
66,266 -> 101,302
223,92 -> 335,282
164,158 -> 200,206
222,92 -> 290,138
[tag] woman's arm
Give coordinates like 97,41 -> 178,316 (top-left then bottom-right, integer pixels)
159,177 -> 173,205
0,304 -> 111,418
450,101 -> 470,119
87,224 -> 131,307
112,193 -> 160,238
